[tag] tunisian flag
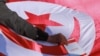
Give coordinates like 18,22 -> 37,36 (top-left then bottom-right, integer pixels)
0,0 -> 99,56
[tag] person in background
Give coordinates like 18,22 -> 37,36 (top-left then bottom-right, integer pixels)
0,0 -> 68,45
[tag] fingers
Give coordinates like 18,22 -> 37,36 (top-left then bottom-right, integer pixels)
58,37 -> 68,45
58,33 -> 68,45
61,40 -> 68,45
47,33 -> 68,45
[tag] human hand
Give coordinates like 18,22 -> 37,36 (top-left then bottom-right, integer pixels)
47,33 -> 68,45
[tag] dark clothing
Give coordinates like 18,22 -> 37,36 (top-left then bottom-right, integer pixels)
0,2 -> 48,41
0,0 -> 6,3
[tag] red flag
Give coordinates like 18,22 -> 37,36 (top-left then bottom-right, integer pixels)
2,0 -> 100,56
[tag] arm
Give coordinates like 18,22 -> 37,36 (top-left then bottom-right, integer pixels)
0,1 -> 48,41
0,0 -> 68,44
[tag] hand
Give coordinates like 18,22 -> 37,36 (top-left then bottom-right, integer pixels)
47,33 -> 68,45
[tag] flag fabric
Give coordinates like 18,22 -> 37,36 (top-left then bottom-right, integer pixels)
0,0 -> 99,56
24,0 -> 100,56
39,0 -> 100,56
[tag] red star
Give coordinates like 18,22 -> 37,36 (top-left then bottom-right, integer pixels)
26,11 -> 63,30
